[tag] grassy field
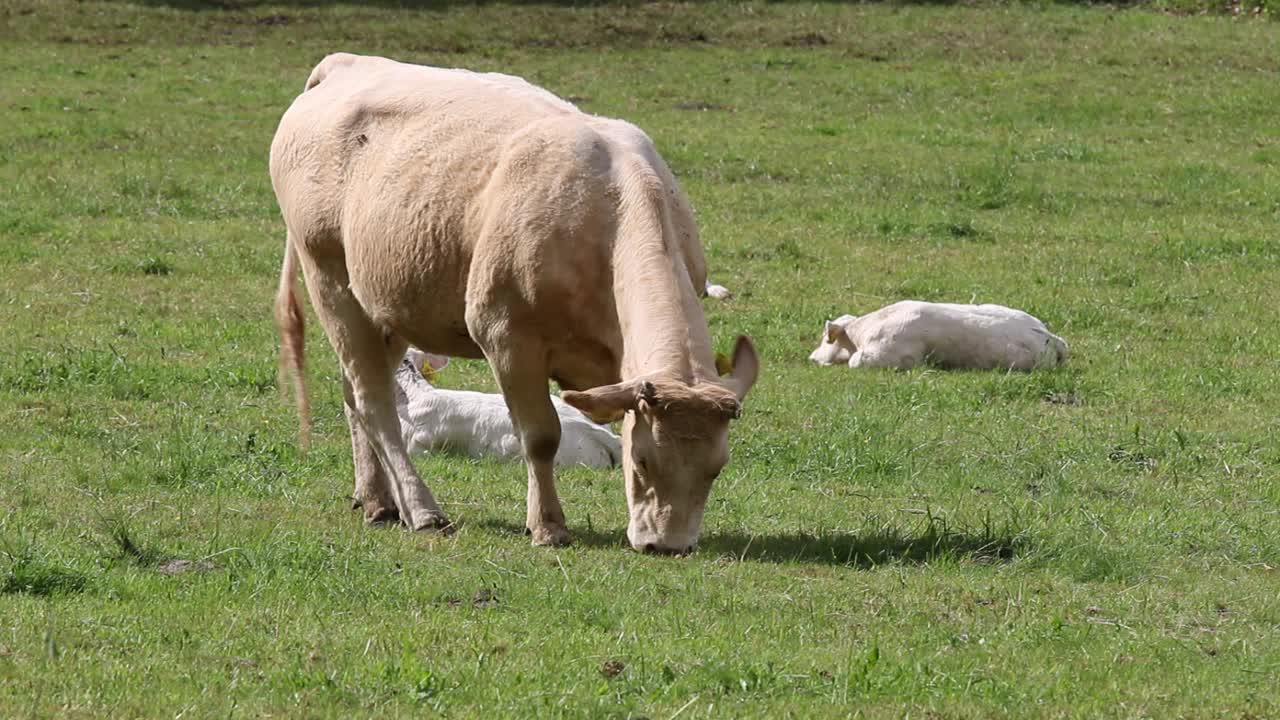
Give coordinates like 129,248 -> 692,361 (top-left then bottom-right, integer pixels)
2,1 -> 1278,717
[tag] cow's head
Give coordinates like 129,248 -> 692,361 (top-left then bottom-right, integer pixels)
563,335 -> 759,555
808,314 -> 857,366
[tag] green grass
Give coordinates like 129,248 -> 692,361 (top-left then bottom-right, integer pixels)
2,1 -> 1278,717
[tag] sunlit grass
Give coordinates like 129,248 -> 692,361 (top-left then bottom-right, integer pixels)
1,1 -> 1277,717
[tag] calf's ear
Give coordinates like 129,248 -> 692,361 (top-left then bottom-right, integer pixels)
825,315 -> 858,344
824,321 -> 845,344
562,380 -> 648,424
405,347 -> 450,374
405,349 -> 450,383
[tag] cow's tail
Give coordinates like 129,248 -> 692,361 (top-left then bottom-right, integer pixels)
275,233 -> 311,449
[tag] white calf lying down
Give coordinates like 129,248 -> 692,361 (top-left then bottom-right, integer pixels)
394,349 -> 622,468
809,301 -> 1068,370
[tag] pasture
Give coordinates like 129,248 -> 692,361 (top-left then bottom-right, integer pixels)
2,1 -> 1278,716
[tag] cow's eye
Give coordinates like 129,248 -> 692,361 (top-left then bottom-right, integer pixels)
634,457 -> 648,474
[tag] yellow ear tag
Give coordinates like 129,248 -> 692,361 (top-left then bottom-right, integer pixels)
715,352 -> 734,377
418,358 -> 440,384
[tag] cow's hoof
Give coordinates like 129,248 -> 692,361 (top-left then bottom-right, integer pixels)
529,524 -> 572,547
364,505 -> 401,526
410,512 -> 454,535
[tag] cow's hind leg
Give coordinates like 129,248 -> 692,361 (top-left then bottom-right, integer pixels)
485,341 -> 570,547
346,366 -> 401,525
301,257 -> 451,533
345,333 -> 407,523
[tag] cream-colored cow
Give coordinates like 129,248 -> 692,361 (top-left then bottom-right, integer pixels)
271,53 -> 758,554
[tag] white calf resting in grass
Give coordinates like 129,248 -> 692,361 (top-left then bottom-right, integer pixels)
809,301 -> 1068,370
394,349 -> 622,468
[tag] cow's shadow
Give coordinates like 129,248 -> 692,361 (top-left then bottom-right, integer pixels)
474,518 -> 1025,567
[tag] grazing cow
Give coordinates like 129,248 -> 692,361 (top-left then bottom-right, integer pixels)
810,301 -> 1068,370
271,53 -> 758,553
394,348 -> 622,469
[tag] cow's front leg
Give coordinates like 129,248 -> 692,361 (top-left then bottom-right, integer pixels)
488,349 -> 569,547
524,446 -> 569,547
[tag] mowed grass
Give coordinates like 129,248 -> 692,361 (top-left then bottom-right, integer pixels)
2,1 -> 1278,717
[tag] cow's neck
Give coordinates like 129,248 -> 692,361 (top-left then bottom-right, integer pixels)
612,239 -> 717,384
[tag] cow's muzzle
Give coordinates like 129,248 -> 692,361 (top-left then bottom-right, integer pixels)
639,542 -> 695,557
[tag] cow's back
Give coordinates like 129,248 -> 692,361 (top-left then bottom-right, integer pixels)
270,55 -> 581,241
270,55 -> 610,357
270,54 -> 705,384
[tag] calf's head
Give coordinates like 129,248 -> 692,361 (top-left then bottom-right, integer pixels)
563,336 -> 759,555
808,314 -> 857,366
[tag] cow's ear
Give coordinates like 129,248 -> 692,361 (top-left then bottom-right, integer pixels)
722,335 -> 759,402
562,380 -> 647,423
